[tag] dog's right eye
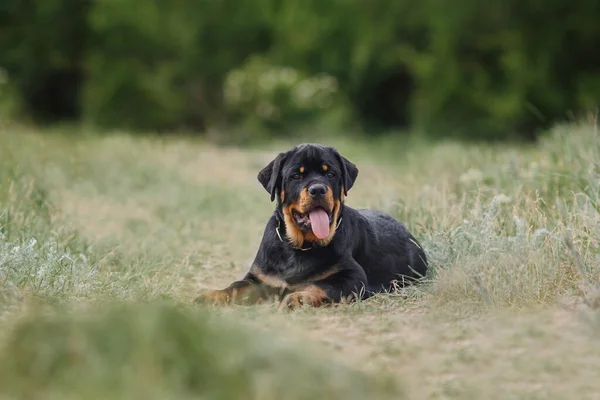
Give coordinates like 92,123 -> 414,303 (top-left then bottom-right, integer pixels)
291,173 -> 302,180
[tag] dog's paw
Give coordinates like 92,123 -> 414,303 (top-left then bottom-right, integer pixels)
279,287 -> 329,311
194,289 -> 231,306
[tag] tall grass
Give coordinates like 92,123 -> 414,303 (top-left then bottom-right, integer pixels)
380,121 -> 600,311
2,122 -> 600,312
1,121 -> 600,398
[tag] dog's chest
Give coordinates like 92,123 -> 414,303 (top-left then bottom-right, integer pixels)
271,252 -> 333,285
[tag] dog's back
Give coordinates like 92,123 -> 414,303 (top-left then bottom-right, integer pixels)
350,208 -> 427,291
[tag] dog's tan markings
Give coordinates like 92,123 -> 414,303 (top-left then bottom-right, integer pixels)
299,165 -> 305,174
195,281 -> 263,306
250,265 -> 288,289
194,289 -> 232,305
324,186 -> 334,210
308,264 -> 340,282
195,266 -> 288,306
280,189 -> 285,203
297,187 -> 312,212
282,188 -> 313,248
280,285 -> 330,310
282,204 -> 305,248
322,164 -> 328,172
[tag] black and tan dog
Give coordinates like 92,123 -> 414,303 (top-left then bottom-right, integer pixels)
195,143 -> 427,310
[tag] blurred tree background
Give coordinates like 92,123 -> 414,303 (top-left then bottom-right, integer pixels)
1,0 -> 599,141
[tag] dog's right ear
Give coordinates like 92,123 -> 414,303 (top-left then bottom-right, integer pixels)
257,152 -> 288,202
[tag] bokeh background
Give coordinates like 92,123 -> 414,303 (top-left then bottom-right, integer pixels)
1,0 -> 599,142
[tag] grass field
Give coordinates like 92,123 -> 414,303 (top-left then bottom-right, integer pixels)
2,120 -> 600,399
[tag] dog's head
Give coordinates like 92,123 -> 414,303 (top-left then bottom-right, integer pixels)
257,143 -> 358,247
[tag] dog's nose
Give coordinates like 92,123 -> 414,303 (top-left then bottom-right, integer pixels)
308,183 -> 327,198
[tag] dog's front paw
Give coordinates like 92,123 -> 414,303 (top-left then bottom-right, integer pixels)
194,289 -> 231,306
279,286 -> 329,311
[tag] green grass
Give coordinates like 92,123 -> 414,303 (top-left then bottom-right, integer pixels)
1,120 -> 600,399
0,303 -> 400,400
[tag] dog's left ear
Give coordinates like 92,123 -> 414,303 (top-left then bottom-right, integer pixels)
257,152 -> 288,202
329,147 -> 359,196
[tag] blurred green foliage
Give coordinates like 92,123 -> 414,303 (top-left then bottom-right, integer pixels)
222,56 -> 350,140
1,0 -> 599,140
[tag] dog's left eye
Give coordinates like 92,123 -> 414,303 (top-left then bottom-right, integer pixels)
292,173 -> 302,180
326,172 -> 336,179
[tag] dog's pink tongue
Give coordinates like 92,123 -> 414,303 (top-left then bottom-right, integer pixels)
309,208 -> 330,239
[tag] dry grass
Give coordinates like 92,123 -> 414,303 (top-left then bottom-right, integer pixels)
2,120 -> 600,398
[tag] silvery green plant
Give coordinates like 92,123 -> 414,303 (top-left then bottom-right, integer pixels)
421,195 -> 565,306
0,232 -> 98,311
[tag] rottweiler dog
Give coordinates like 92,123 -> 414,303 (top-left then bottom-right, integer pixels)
195,143 -> 427,310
